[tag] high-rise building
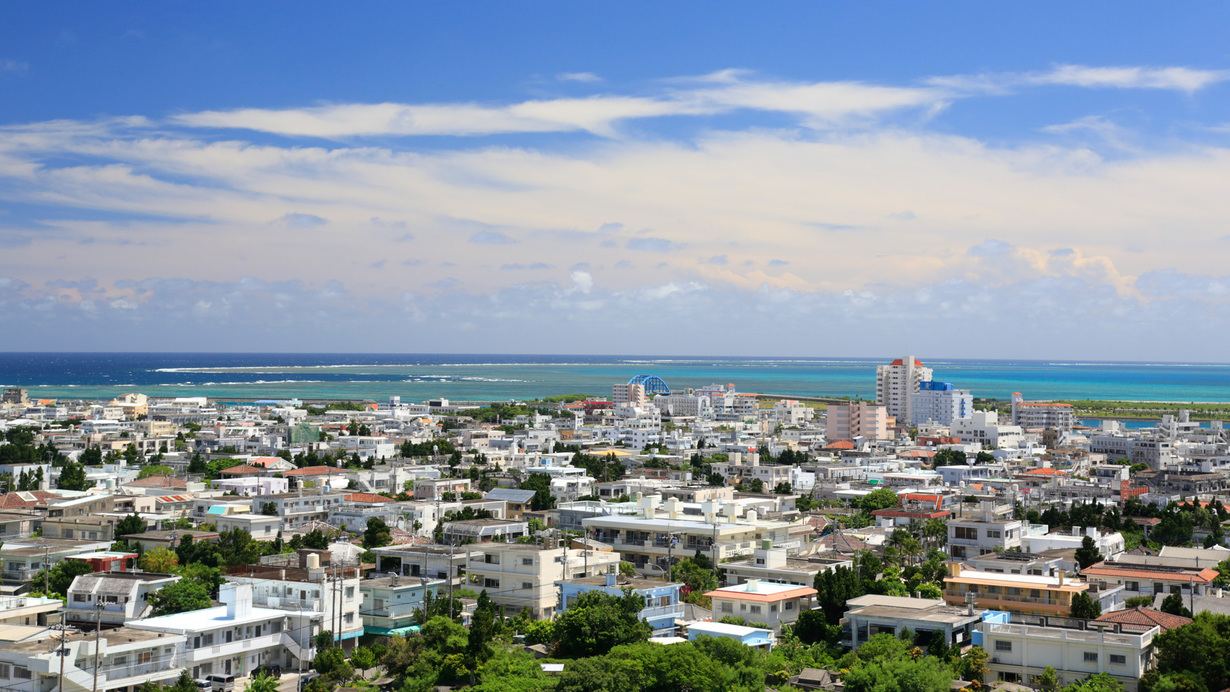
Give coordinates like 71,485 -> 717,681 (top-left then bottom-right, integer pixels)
875,356 -> 932,424
827,402 -> 888,441
612,382 -> 647,408
909,381 -> 973,426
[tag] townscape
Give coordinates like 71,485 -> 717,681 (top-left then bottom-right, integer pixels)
0,356 -> 1227,692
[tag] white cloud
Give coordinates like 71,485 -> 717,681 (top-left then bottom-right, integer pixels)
930,64 -> 1229,95
0,59 -> 29,75
1034,65 -> 1227,92
557,72 -> 602,83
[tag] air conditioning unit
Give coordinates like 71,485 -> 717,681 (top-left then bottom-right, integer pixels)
991,658 -> 999,664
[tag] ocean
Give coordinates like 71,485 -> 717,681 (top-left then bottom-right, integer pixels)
1,353 -> 1229,405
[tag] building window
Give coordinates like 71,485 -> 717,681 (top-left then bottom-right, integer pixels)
522,557 -> 534,566
484,579 -> 499,589
995,640 -> 1012,652
1084,652 -> 1098,663
522,582 -> 533,590
138,651 -> 152,664
13,667 -> 30,680
1109,655 -> 1126,665
721,602 -> 733,613
785,601 -> 794,611
750,605 -> 761,614
0,663 -> 9,679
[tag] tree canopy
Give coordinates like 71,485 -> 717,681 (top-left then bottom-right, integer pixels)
554,590 -> 652,658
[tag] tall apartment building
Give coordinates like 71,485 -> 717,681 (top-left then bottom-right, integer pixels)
465,543 -> 620,619
909,381 -> 972,426
876,356 -> 932,424
1011,393 -> 1075,430
612,383 -> 647,408
827,403 -> 888,441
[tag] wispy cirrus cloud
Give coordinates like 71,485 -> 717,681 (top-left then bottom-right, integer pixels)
929,64 -> 1229,94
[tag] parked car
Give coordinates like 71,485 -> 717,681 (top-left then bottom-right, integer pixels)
253,665 -> 282,679
205,674 -> 236,692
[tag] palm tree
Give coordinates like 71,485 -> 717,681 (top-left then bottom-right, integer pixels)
244,672 -> 278,692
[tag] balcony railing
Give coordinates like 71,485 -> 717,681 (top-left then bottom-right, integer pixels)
187,632 -> 283,662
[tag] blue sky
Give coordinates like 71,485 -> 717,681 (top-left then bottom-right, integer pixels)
3,3 -> 1230,359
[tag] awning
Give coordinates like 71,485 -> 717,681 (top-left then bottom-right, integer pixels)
364,625 -> 420,637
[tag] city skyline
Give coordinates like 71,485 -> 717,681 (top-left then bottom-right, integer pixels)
2,4 -> 1230,359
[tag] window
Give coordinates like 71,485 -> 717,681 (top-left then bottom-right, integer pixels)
271,621 -> 282,633
1083,652 -> 1098,663
1109,655 -> 1126,665
345,587 -> 355,598
995,640 -> 1012,652
74,594 -> 87,602
522,582 -> 533,590
721,602 -> 733,613
484,579 -> 500,589
13,667 -> 30,680
785,601 -> 794,610
0,663 -> 9,679
750,605 -> 762,614
113,656 -> 128,666
138,651 -> 152,664
770,605 -> 778,613
987,530 -> 1002,538
522,558 -> 534,566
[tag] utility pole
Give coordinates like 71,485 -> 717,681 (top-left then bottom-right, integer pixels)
43,544 -> 50,596
57,621 -> 66,692
93,600 -> 103,692
447,542 -> 454,619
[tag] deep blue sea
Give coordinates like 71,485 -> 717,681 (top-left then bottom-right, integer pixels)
1,353 -> 1229,404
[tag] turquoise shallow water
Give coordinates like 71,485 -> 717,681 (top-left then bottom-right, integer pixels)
1,353 -> 1228,403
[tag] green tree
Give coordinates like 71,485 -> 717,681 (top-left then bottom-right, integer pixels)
303,528 -> 331,549
32,559 -> 94,598
857,487 -> 898,512
466,591 -> 501,674
350,644 -> 378,670
1075,535 -> 1102,570
150,579 -> 212,616
1151,613 -> 1230,692
1038,666 -> 1060,692
216,528 -> 261,566
116,513 -> 147,537
363,517 -> 393,549
1070,591 -> 1102,619
79,446 -> 103,466
56,461 -> 92,491
140,547 -> 179,573
843,654 -> 953,692
1160,592 -> 1193,618
260,502 -> 278,516
243,671 -> 279,692
519,473 -> 557,511
554,590 -> 652,658
813,564 -> 865,624
137,464 -> 175,479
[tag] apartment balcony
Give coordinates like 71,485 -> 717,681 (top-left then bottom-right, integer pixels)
640,603 -> 686,622
945,590 -> 1068,613
105,660 -> 186,685
186,632 -> 283,663
1,567 -> 37,581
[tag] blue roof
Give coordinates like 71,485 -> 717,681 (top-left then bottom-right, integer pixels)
206,506 -> 228,515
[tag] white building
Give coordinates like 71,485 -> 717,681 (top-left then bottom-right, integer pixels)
951,411 -> 1024,449
465,543 -> 621,620
876,356 -> 933,424
1011,393 -> 1075,430
223,550 -> 363,647
129,582 -> 320,680
335,435 -> 397,461
976,615 -> 1158,691
0,627 -> 187,692
910,382 -> 973,426
66,571 -> 181,627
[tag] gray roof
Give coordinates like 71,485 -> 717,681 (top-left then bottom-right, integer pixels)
484,488 -> 537,503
